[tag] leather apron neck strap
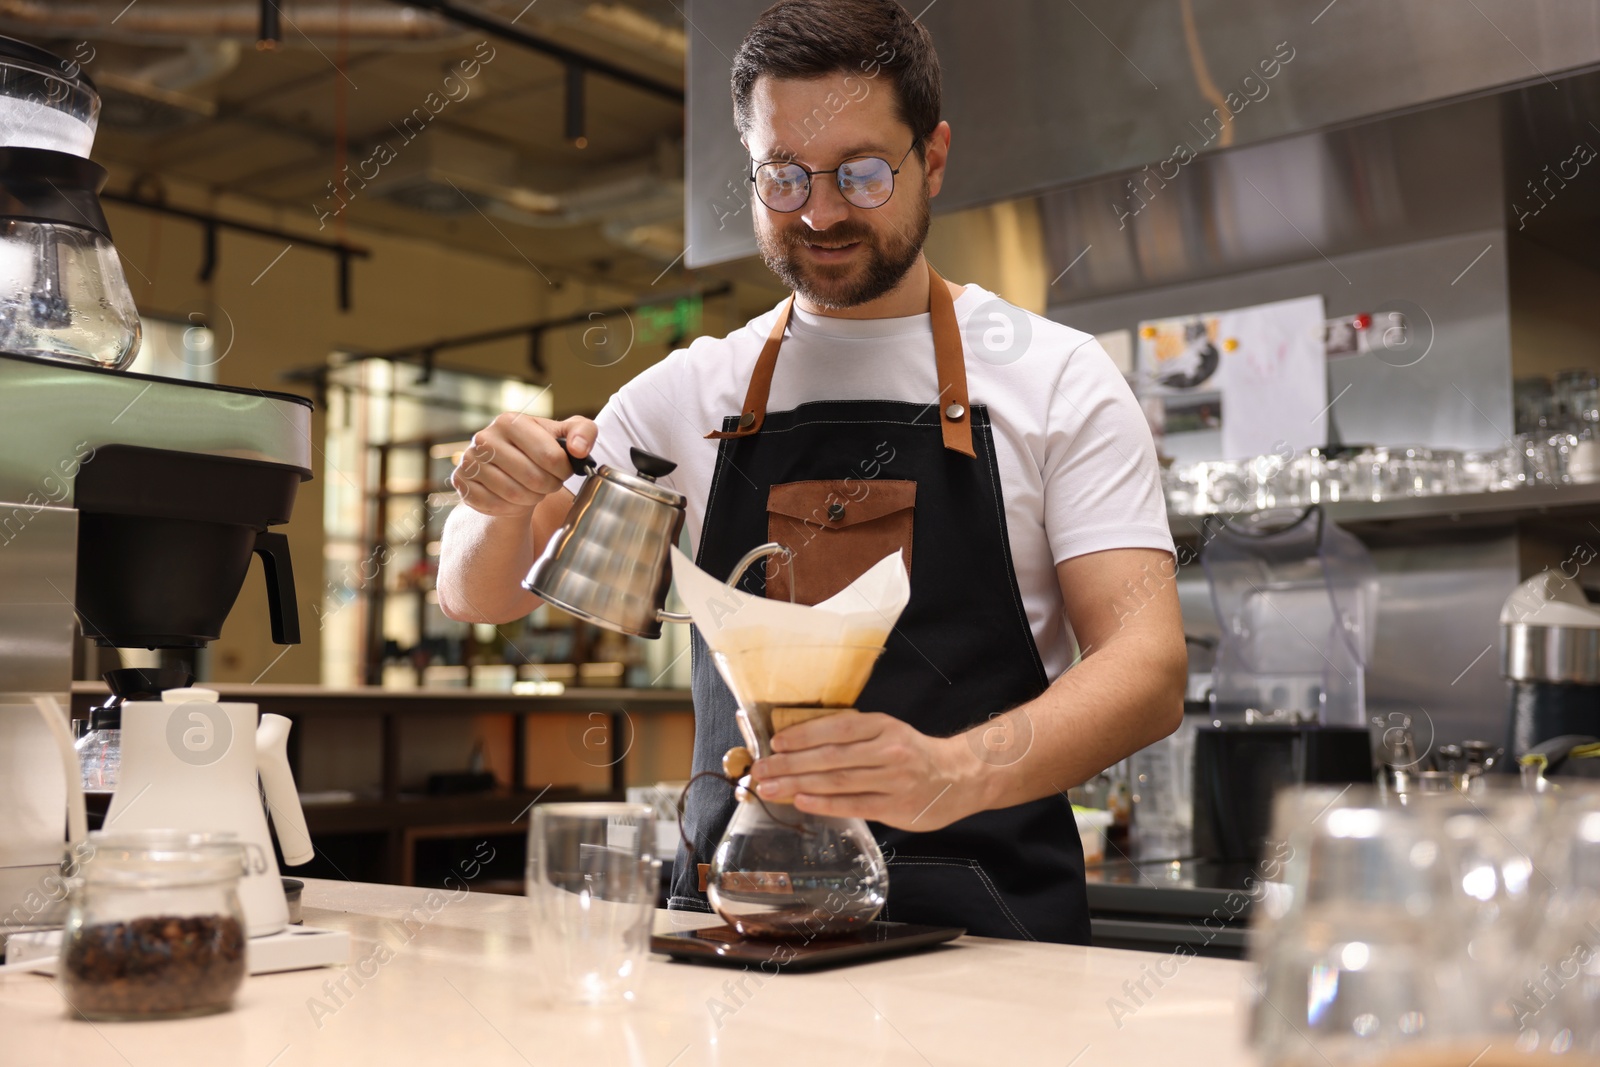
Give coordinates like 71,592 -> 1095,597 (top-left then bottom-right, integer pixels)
705,261 -> 975,457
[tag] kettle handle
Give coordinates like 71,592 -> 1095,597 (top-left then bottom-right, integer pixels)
656,542 -> 790,624
256,713 -> 314,867
32,695 -> 87,844
556,437 -> 597,477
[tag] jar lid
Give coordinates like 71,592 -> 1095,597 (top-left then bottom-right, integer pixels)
81,830 -> 245,887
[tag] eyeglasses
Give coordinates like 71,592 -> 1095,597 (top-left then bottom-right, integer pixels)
749,142 -> 918,213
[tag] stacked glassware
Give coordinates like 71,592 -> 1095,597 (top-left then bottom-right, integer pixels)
1162,369 -> 1600,516
1248,780 -> 1600,1065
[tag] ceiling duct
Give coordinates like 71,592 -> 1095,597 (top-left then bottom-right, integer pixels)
0,1 -> 470,46
367,126 -> 684,254
93,40 -> 244,131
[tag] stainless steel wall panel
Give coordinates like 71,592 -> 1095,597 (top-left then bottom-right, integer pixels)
686,0 -> 1600,267
1048,229 -> 1514,460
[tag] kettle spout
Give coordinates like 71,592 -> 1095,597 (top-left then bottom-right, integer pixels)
256,714 -> 314,867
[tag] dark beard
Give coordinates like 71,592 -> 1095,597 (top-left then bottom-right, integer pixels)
756,188 -> 931,310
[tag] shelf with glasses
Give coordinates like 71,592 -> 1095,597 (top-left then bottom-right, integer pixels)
1168,478 -> 1600,543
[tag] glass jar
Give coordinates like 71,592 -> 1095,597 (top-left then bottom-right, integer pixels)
60,831 -> 248,1021
708,786 -> 888,939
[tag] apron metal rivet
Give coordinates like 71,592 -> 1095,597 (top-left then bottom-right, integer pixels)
827,502 -> 845,522
739,411 -> 756,429
945,402 -> 966,421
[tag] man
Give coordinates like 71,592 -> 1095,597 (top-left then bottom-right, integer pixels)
439,0 -> 1185,943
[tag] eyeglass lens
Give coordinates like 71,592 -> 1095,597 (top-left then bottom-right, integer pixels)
754,154 -> 898,212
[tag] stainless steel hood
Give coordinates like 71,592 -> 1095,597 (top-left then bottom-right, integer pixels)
685,0 -> 1600,268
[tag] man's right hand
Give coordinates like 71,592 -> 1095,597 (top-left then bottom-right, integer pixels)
449,413 -> 599,518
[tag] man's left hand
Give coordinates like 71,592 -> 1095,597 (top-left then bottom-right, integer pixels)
749,712 -> 983,831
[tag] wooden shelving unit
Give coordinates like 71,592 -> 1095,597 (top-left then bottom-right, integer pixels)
71,682 -> 695,887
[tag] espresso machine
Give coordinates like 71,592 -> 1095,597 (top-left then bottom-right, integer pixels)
0,38 -> 311,933
1500,571 -> 1600,778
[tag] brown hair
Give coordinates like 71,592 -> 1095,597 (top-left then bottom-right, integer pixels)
732,0 -> 942,157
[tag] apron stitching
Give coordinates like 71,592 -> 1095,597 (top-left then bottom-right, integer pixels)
666,895 -> 714,913
887,857 -> 1038,941
696,430 -> 736,570
746,418 -> 935,433
974,416 -> 1049,691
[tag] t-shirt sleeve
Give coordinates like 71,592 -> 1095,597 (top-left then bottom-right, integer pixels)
1041,336 -> 1176,564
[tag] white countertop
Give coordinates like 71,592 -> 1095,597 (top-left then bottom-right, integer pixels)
2,878 -> 1257,1066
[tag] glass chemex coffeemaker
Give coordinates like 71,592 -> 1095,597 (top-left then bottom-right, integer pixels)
705,639 -> 890,938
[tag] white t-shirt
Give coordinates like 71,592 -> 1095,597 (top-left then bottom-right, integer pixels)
568,283 -> 1175,679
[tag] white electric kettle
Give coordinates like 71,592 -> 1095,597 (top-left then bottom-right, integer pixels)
104,687 -> 313,936
0,696 -> 87,930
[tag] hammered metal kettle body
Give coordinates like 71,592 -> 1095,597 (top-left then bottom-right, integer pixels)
522,444 -> 689,638
525,443 -> 789,638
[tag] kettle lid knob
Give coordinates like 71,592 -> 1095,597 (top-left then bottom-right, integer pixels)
631,447 -> 677,481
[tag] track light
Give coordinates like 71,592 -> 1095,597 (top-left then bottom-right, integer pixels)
258,0 -> 282,50
565,62 -> 587,149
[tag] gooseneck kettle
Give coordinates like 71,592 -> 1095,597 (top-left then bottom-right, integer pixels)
523,441 -> 783,638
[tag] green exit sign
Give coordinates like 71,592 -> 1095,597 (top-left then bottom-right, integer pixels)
636,295 -> 703,346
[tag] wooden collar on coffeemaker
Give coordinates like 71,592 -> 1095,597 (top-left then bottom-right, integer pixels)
704,262 -> 975,457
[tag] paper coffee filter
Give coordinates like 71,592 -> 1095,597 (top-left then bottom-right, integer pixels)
668,545 -> 910,707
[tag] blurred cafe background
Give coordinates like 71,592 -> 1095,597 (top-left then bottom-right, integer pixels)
6,0 -> 1600,1031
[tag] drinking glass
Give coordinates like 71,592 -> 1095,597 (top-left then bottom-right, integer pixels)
1547,432 -> 1600,485
1250,790 -> 1468,1064
527,802 -> 659,1006
1513,793 -> 1600,1058
1554,369 -> 1600,434
1162,462 -> 1201,516
1461,448 -> 1515,493
1511,433 -> 1560,488
1198,459 -> 1249,514
1514,376 -> 1555,435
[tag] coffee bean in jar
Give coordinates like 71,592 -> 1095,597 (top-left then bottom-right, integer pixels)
60,831 -> 249,1021
63,914 -> 246,1019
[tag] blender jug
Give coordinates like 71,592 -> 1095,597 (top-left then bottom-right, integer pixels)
1200,506 -> 1379,726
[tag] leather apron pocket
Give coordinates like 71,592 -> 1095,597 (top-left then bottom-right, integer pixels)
765,479 -> 915,605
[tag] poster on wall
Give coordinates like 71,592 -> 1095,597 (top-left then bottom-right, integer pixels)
1136,294 -> 1327,459
1135,311 -> 1224,440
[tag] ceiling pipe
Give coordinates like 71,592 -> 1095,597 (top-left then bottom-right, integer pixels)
381,0 -> 683,102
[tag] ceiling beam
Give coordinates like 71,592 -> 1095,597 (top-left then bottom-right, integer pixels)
383,0 -> 684,103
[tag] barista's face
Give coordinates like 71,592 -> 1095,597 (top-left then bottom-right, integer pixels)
743,74 -> 947,309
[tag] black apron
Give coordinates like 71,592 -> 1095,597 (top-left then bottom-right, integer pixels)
667,265 -> 1091,944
